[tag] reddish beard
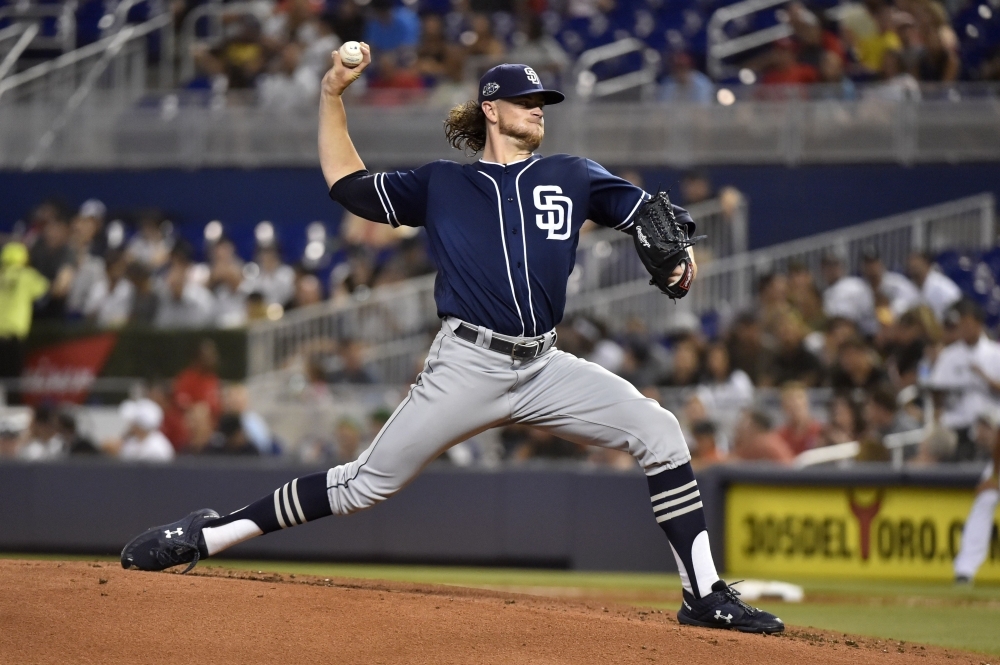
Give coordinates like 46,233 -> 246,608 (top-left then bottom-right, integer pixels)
498,112 -> 543,152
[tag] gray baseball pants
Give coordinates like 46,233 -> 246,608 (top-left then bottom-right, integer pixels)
325,318 -> 691,515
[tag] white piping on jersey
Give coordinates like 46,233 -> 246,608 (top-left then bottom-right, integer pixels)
478,154 -> 535,167
374,173 -> 399,227
615,191 -> 648,231
372,173 -> 393,226
380,174 -> 400,226
514,157 -> 541,336
476,170 -> 526,336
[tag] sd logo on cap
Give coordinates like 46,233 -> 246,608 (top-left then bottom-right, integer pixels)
478,64 -> 565,105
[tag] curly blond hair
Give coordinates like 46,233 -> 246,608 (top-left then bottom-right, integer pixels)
443,100 -> 487,154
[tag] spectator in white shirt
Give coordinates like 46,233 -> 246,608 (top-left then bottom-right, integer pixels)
66,204 -> 108,317
155,259 -> 216,329
927,300 -> 1000,460
861,250 -> 922,320
821,253 -> 876,334
697,343 -> 754,412
257,42 -> 320,112
247,245 -> 295,306
696,343 -> 754,447
18,404 -> 65,461
212,261 -> 249,329
301,14 -> 342,80
207,238 -> 248,328
126,213 -> 173,271
83,250 -> 135,327
118,398 -> 175,462
908,251 -> 962,322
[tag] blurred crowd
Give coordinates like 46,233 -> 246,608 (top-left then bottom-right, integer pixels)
184,0 -> 573,107
0,339 -> 281,462
5,180 -> 1000,470
0,197 -> 434,384
174,0 -> 1000,111
8,243 -> 999,471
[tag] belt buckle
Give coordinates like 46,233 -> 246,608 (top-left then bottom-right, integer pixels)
511,340 -> 539,360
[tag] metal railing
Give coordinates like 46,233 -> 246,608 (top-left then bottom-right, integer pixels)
245,198 -> 744,379
0,1 -> 77,55
248,193 -> 993,384
3,88 -> 999,168
572,38 -> 661,101
0,12 -> 174,168
0,23 -> 39,82
0,12 -> 173,101
707,0 -> 793,80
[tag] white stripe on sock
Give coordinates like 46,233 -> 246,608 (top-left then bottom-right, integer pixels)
282,483 -> 298,526
655,501 -> 703,523
291,478 -> 307,525
668,541 -> 693,596
201,519 -> 263,557
691,530 -> 721,597
653,489 -> 701,513
274,489 -> 287,529
650,480 -> 698,503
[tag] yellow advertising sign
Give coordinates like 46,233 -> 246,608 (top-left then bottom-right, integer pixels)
726,484 -> 1000,581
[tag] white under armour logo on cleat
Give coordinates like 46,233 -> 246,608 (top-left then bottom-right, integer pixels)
714,610 -> 733,624
164,528 -> 184,539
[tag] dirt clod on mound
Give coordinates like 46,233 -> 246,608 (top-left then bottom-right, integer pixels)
0,560 -> 982,665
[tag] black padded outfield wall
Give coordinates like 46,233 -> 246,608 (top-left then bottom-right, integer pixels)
0,460 -> 983,572
0,460 -> 705,571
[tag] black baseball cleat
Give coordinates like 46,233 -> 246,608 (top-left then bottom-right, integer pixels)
677,580 -> 785,634
120,509 -> 219,574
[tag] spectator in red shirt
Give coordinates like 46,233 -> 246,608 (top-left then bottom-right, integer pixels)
733,410 -> 795,464
788,1 -> 844,69
148,380 -> 190,451
762,39 -> 820,85
777,382 -> 823,455
368,52 -> 425,105
690,420 -> 728,471
173,339 -> 222,420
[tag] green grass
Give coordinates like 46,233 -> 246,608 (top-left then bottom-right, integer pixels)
6,553 -> 1000,655
751,602 -> 1000,657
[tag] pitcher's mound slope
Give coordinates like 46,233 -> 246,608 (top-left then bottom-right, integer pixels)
0,560 -> 979,665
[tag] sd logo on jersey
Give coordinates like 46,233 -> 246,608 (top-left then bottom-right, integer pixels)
533,185 -> 573,240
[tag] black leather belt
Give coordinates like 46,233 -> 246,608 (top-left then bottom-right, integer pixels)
454,322 -> 555,360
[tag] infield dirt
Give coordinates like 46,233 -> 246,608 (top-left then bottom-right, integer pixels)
0,559 -> 989,664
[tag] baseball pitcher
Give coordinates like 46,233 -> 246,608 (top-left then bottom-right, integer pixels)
121,44 -> 783,633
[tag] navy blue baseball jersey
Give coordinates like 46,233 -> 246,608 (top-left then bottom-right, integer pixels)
330,154 -> 693,337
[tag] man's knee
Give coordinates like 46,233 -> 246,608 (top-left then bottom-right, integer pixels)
632,404 -> 690,471
325,462 -> 383,515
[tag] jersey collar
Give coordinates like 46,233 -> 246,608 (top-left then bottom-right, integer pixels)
477,154 -> 538,167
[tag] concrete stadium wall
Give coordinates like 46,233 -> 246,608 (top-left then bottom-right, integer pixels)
0,460 -> 983,572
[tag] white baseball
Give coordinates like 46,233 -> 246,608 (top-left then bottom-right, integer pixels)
339,41 -> 363,68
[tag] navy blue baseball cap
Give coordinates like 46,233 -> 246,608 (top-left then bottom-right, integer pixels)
478,64 -> 565,105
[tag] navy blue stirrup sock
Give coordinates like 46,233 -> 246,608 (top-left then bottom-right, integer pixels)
647,463 -> 721,598
198,472 -> 333,556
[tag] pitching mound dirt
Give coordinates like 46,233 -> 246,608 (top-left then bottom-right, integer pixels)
0,560 -> 985,664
